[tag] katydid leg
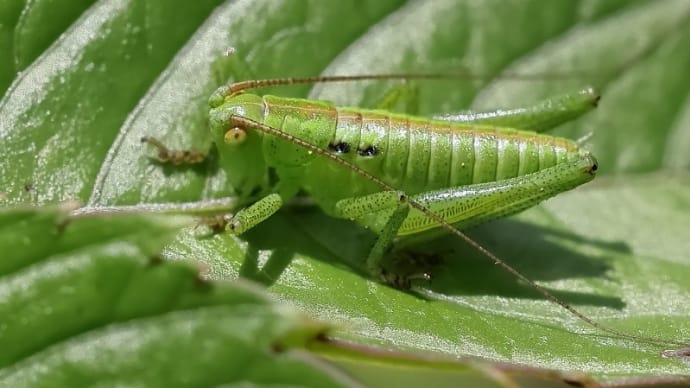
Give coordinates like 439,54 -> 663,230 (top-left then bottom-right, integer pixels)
367,204 -> 410,285
435,87 -> 600,132
225,193 -> 283,235
141,136 -> 207,164
335,190 -> 406,219
372,85 -> 599,132
335,191 -> 411,283
334,154 -> 596,285
395,154 -> 597,236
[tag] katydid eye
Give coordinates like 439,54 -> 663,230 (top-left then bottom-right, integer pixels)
224,127 -> 247,144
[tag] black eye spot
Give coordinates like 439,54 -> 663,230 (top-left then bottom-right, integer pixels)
328,142 -> 351,154
357,145 -> 378,157
590,162 -> 598,173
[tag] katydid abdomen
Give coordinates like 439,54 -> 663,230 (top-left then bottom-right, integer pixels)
326,107 -> 581,190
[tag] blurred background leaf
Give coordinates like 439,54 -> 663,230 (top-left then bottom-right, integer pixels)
0,206 -> 352,387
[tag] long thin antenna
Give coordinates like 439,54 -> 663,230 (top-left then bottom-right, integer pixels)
225,72 -> 605,95
229,113 -> 687,349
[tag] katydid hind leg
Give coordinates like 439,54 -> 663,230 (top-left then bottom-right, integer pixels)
435,87 -> 600,133
335,157 -> 596,287
397,155 -> 598,235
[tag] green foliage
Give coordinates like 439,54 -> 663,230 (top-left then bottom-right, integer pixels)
0,206 -> 347,387
1,0 -> 689,385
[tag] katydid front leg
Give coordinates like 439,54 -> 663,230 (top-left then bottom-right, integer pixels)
141,135 -> 285,234
334,153 -> 597,288
140,136 -> 208,164
224,193 -> 283,234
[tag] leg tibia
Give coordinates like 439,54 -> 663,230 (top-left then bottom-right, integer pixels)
366,204 -> 409,280
334,191 -> 423,285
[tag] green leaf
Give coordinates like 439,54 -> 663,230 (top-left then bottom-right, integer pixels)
1,0 -> 689,385
0,205 -> 348,387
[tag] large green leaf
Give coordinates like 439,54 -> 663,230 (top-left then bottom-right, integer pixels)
1,0 -> 689,385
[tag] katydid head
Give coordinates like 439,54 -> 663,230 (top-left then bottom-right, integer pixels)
208,91 -> 270,201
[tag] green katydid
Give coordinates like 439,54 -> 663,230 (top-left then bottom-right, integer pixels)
141,73 -> 687,349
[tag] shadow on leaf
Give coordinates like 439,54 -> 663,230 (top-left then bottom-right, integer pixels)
235,206 -> 630,310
